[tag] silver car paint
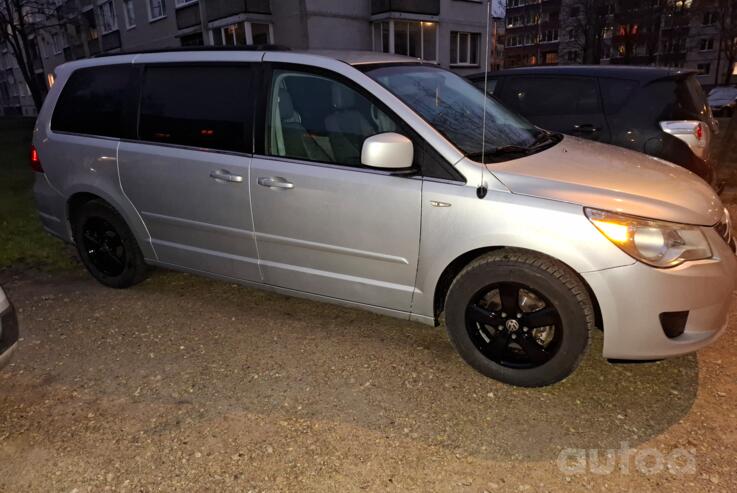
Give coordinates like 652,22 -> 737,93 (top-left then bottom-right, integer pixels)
32,50 -> 736,362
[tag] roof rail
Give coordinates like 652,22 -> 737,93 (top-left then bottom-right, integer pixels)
93,44 -> 290,58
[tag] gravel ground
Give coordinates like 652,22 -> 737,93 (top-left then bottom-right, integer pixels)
0,264 -> 736,492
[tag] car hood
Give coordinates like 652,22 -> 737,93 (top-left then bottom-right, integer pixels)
488,136 -> 722,226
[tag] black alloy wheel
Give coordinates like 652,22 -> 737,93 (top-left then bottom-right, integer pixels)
466,283 -> 562,369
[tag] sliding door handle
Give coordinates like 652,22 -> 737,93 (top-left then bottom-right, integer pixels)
258,177 -> 294,190
210,169 -> 244,183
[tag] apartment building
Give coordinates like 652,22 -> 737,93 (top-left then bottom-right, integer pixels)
1,0 -> 494,116
516,0 -> 737,89
503,0 -> 561,67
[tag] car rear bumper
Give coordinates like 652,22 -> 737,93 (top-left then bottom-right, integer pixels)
582,228 -> 737,360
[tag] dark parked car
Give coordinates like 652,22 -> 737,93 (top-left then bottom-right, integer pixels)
468,66 -> 719,187
0,287 -> 18,369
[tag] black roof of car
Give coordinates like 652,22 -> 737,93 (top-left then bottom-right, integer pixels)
467,65 -> 697,82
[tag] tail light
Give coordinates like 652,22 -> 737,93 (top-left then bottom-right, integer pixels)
659,120 -> 710,160
29,145 -> 43,173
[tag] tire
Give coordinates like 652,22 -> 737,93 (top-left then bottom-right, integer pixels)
71,200 -> 148,289
444,248 -> 593,387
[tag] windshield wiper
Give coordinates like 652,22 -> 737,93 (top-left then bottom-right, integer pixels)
468,131 -> 563,162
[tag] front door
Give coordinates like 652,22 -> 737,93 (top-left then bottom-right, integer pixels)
118,62 -> 260,281
250,66 -> 422,311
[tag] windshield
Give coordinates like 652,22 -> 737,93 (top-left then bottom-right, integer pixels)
364,65 -> 548,161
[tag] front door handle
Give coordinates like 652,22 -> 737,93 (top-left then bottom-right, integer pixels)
210,169 -> 244,183
258,176 -> 294,190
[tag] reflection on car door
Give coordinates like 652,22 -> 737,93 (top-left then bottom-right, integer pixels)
249,66 -> 422,312
118,62 -> 260,282
500,75 -> 611,143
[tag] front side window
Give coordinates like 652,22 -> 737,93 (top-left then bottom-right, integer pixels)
365,65 -> 540,160
266,69 -> 399,167
51,64 -> 134,138
138,65 -> 254,153
503,76 -> 601,117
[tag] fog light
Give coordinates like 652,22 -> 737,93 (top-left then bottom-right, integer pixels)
659,311 -> 688,338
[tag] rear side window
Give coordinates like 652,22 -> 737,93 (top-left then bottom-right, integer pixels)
639,76 -> 710,123
51,64 -> 134,138
138,65 -> 254,153
502,76 -> 601,116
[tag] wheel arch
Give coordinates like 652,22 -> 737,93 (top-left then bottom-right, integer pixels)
432,246 -> 603,331
65,187 -> 156,260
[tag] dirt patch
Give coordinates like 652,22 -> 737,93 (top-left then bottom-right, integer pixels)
0,269 -> 735,492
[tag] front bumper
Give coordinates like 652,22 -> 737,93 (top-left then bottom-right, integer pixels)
582,228 -> 737,360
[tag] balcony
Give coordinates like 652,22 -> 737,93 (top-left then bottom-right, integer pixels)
371,0 -> 440,16
204,0 -> 271,23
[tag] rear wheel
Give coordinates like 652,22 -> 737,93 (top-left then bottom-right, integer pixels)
71,200 -> 148,288
444,249 -> 593,387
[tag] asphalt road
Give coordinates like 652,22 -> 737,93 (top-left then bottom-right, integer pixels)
0,266 -> 735,492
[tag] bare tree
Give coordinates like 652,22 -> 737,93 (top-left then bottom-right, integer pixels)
563,0 -> 606,64
0,0 -> 93,111
716,0 -> 737,84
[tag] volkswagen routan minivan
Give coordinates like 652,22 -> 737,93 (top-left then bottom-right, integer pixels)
32,49 -> 736,387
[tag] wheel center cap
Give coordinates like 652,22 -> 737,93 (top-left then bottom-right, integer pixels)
505,319 -> 520,332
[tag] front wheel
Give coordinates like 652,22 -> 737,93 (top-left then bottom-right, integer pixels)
444,249 -> 593,387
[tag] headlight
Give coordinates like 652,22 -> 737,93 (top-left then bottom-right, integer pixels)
585,208 -> 712,268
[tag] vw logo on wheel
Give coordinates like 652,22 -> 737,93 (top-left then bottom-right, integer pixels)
505,319 -> 520,332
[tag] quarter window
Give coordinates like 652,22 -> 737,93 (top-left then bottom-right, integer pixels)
266,69 -> 399,167
138,65 -> 254,153
51,64 -> 134,138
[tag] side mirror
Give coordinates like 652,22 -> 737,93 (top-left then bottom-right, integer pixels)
361,132 -> 414,170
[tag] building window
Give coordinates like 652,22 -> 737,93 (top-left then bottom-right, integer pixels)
212,22 -> 273,46
450,31 -> 480,66
702,12 -> 718,25
148,0 -> 166,21
51,32 -> 63,54
180,32 -> 204,46
175,0 -> 198,6
700,38 -> 714,51
697,63 -> 711,74
540,29 -> 558,43
123,0 -> 136,28
544,51 -> 558,64
371,21 -> 437,63
99,1 -> 117,33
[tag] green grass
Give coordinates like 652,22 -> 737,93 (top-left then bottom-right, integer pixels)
0,118 -> 74,271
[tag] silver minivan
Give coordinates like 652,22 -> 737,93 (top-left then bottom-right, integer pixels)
32,49 -> 736,387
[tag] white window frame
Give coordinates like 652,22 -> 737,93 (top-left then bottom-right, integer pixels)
123,0 -> 136,29
98,0 -> 118,34
450,31 -> 480,67
370,20 -> 438,63
210,21 -> 274,46
699,38 -> 714,51
175,0 -> 198,7
51,32 -> 62,55
147,0 -> 167,22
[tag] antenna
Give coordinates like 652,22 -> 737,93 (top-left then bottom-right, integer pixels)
477,0 -> 492,199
